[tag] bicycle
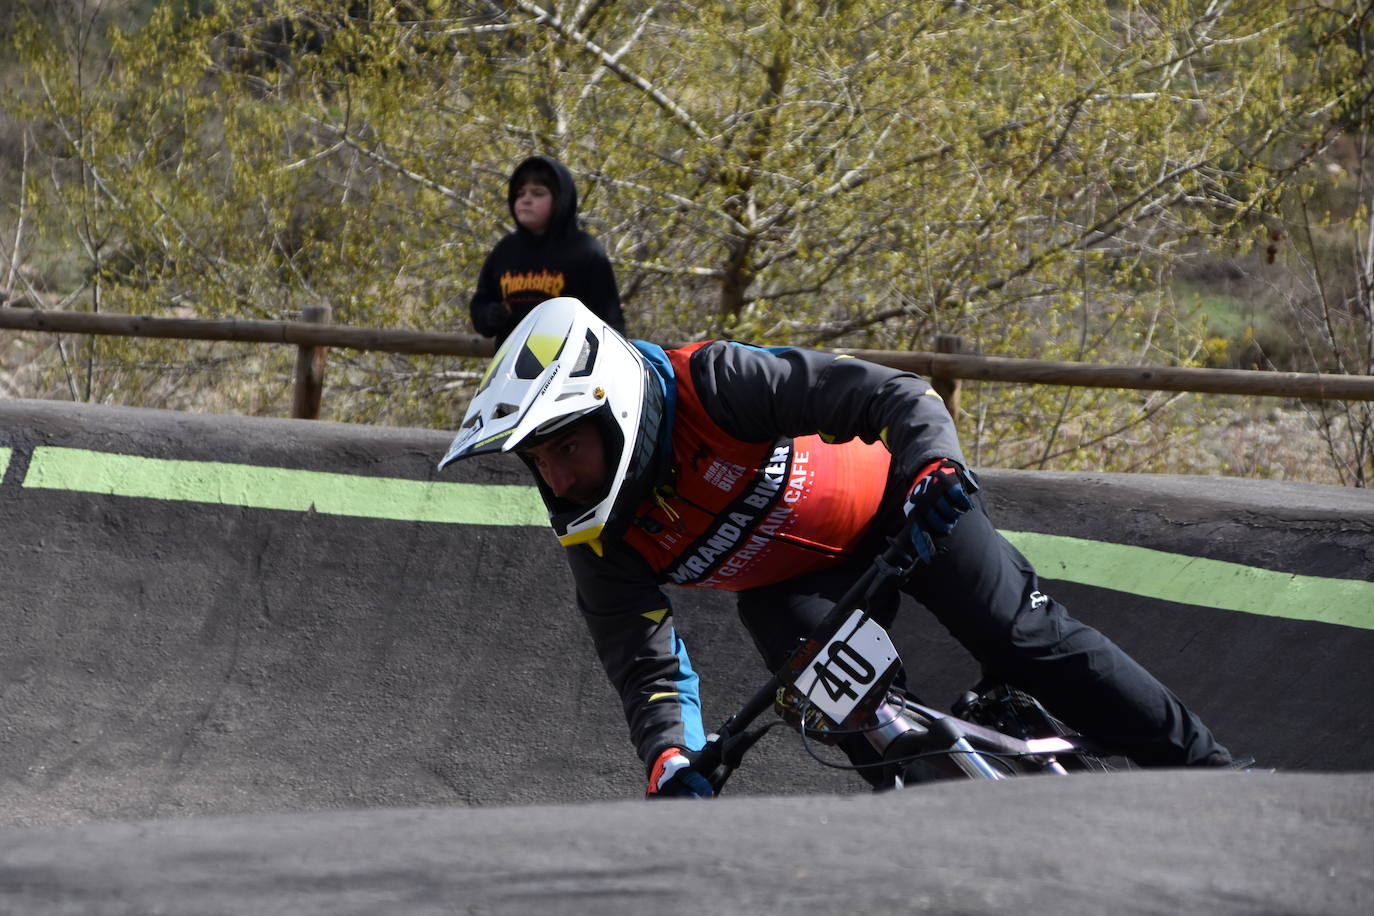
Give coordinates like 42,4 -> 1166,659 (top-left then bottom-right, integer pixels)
693,522 -> 1125,794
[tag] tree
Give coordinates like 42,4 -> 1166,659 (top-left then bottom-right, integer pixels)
3,0 -> 1367,479
1269,24 -> 1373,487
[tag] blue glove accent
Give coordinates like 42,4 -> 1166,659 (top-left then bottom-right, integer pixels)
911,527 -> 936,565
904,459 -> 978,563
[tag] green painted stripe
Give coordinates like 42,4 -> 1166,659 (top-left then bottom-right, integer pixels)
1004,530 -> 1374,631
0,447 -> 10,482
16,447 -> 1370,630
22,446 -> 548,526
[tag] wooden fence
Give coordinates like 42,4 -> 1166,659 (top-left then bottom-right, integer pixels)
3,306 -> 1373,421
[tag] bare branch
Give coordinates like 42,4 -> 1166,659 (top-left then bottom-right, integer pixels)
510,0 -> 709,141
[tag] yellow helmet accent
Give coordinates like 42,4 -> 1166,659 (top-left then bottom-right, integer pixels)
477,336 -> 515,391
559,524 -> 606,556
526,332 -> 566,368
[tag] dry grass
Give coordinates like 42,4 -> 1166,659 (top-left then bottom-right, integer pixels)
1190,401 -> 1352,486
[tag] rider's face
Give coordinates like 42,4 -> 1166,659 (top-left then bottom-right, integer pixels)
513,181 -> 554,236
522,420 -> 608,508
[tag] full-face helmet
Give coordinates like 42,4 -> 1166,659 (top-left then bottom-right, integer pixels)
439,297 -> 665,553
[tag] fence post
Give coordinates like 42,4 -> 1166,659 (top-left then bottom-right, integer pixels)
292,304 -> 331,420
931,333 -> 963,427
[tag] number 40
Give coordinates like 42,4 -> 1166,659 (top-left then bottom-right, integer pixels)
810,641 -> 877,703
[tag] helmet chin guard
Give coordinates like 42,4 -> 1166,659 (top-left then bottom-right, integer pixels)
439,297 -> 664,554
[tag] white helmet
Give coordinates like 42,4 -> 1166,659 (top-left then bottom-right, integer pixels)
439,297 -> 666,553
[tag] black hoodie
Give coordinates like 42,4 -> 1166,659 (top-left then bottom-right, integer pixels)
468,155 -> 625,344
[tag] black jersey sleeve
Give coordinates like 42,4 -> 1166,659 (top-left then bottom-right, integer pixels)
686,341 -> 966,482
566,539 -> 707,768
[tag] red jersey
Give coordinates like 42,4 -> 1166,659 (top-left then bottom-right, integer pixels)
622,343 -> 891,590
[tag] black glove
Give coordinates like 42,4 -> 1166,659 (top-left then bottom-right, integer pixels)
903,458 -> 979,563
645,746 -> 714,799
472,300 -> 511,338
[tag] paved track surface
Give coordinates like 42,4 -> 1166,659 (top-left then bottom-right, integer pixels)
1,399 -> 1371,913
2,771 -> 1370,916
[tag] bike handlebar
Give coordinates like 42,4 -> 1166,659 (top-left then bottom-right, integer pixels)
697,524 -> 927,792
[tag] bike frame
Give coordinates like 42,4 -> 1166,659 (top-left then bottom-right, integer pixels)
694,524 -> 1108,792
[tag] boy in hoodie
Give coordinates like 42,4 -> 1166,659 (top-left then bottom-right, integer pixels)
469,155 -> 626,345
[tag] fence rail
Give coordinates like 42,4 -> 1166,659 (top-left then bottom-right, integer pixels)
831,346 -> 1374,400
0,306 -> 493,357
3,307 -> 1373,420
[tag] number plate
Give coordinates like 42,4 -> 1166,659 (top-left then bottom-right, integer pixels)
790,610 -> 900,725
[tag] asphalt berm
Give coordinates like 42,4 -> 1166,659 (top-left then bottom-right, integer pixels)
0,399 -> 1370,914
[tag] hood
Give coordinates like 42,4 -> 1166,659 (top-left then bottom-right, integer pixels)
507,155 -> 580,239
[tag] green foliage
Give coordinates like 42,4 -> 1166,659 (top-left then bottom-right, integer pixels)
2,0 -> 1369,479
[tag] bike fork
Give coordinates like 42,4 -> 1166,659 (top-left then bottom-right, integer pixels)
939,734 -> 1007,780
862,702 -> 1006,781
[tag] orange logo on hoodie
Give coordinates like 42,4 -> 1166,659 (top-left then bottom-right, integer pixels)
501,269 -> 565,300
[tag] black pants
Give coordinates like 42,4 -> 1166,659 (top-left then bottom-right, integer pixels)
736,496 -> 1228,772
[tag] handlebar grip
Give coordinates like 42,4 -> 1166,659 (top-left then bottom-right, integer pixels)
695,734 -> 724,774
